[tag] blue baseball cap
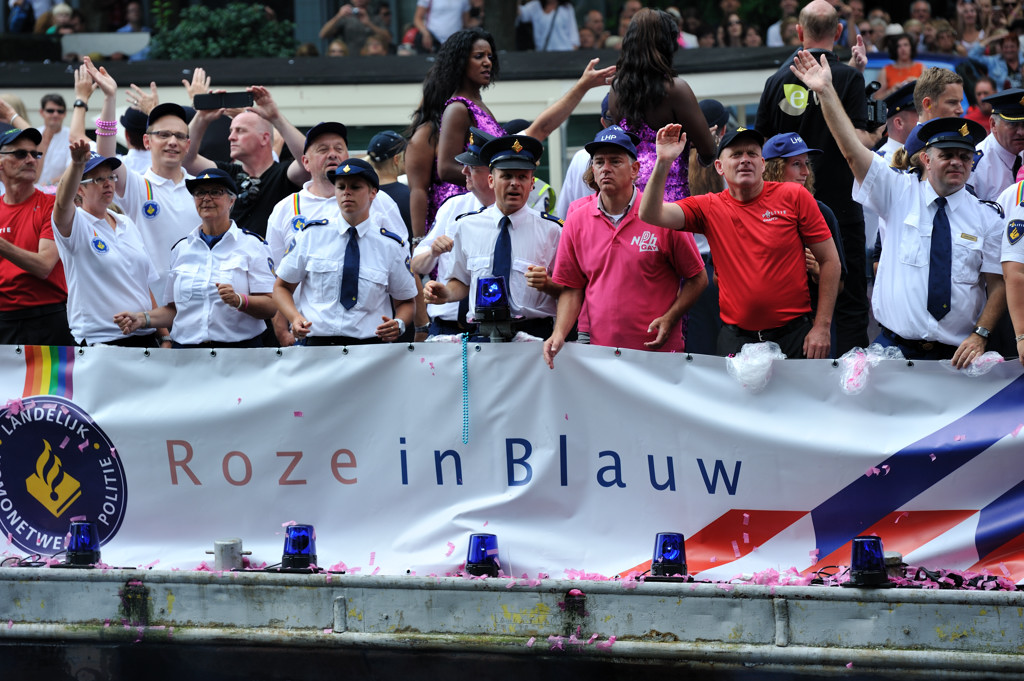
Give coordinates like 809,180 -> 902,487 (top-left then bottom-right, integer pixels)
327,158 -> 379,188
81,152 -> 121,177
304,121 -> 349,152
584,125 -> 639,159
185,167 -> 238,194
717,127 -> 765,157
147,102 -> 189,127
904,122 -> 926,156
762,133 -> 822,160
367,130 -> 406,163
455,127 -> 497,166
699,99 -> 729,130
883,80 -> 916,119
0,126 -> 41,148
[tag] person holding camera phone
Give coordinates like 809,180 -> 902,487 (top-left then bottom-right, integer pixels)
319,0 -> 393,55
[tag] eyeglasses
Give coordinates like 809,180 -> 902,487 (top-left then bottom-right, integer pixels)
147,130 -> 189,141
192,188 -> 230,198
80,174 -> 118,185
43,108 -> 66,114
0,149 -> 43,160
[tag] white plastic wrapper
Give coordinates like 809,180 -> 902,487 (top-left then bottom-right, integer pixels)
939,350 -> 1004,377
726,342 -> 786,393
838,343 -> 904,395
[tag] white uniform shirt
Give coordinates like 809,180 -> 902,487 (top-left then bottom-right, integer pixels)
863,136 -> 905,260
554,147 -> 594,221
972,132 -> 1021,202
276,214 -> 417,339
120,148 -> 151,177
53,208 -> 158,344
854,153 -> 1003,345
266,181 -> 406,266
116,168 -> 198,300
449,203 -> 561,321
997,181 -> 1024,265
35,126 -> 70,187
415,191 -> 483,321
163,222 -> 275,345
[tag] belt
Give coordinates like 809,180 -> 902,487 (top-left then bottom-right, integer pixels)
172,335 -> 263,349
724,315 -> 809,342
303,335 -> 382,347
84,332 -> 158,348
879,326 -> 956,355
0,302 -> 67,322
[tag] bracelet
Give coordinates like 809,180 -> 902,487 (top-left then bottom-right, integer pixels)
415,325 -> 430,335
411,236 -> 425,246
1016,334 -> 1024,343
10,113 -> 18,124
142,310 -> 150,328
235,293 -> 248,311
94,118 -> 117,130
95,129 -> 117,137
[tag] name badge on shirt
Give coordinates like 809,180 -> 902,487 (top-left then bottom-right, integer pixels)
959,232 -> 978,242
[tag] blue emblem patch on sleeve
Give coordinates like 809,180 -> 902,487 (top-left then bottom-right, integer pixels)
1008,219 -> 1024,246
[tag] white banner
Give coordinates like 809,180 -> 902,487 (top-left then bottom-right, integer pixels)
1,343 -> 1022,581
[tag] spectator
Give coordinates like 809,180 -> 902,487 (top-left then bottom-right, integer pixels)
413,0 -> 470,53
617,0 -> 642,38
877,34 -> 924,99
366,130 -> 412,238
968,89 -> 1024,200
36,1 -> 68,33
319,1 -> 392,56
8,0 -> 54,33
903,18 -> 923,48
665,7 -> 697,48
118,107 -> 151,176
35,93 -> 70,188
361,35 -> 387,55
466,0 -> 484,28
970,31 -> 1023,90
957,0 -> 985,51
696,24 -> 718,48
718,12 -> 745,48
518,1 -> 580,52
966,75 -> 997,131
583,9 -> 609,48
681,7 -> 702,36
780,17 -> 801,46
114,169 -> 277,349
932,19 -> 967,56
756,0 -> 871,355
578,27 -> 598,49
868,16 -> 889,51
296,42 -> 320,57
857,21 -> 878,51
911,0 -> 932,24
117,1 -> 147,33
745,24 -> 765,47
327,39 -> 349,56
0,124 -> 74,346
767,0 -> 800,47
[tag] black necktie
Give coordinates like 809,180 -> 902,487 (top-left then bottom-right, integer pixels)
493,215 -> 512,287
1013,154 -> 1022,180
340,228 -> 359,310
927,196 -> 951,320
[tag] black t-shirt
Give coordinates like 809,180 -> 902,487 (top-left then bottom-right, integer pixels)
755,49 -> 869,226
379,181 -> 412,240
215,160 -> 300,238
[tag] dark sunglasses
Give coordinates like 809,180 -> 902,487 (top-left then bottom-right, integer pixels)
44,108 -> 66,114
0,149 -> 44,160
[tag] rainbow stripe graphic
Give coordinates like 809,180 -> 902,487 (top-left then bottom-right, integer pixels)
22,345 -> 75,399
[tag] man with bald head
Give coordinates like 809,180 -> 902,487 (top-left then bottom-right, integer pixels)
185,86 -> 311,236
756,0 -> 871,355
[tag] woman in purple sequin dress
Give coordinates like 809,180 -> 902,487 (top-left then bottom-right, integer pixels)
607,8 -> 716,202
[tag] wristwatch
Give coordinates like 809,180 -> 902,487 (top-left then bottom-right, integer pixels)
73,99 -> 88,111
973,326 -> 990,339
395,318 -> 406,336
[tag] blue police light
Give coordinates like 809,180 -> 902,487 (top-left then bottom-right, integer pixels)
465,533 -> 500,577
846,535 -> 891,587
66,519 -> 101,566
475,276 -> 508,310
281,524 -> 317,569
651,532 -> 687,577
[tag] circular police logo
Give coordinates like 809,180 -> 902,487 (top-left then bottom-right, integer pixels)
91,237 -> 109,254
289,214 -> 308,232
143,200 -> 160,219
1009,219 -> 1024,246
0,396 -> 127,556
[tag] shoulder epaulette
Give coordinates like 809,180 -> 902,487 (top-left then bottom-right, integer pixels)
241,228 -> 268,244
170,236 -> 187,250
456,206 -> 487,221
301,219 -> 329,231
979,199 -> 1005,219
540,211 -> 564,227
378,226 -> 405,246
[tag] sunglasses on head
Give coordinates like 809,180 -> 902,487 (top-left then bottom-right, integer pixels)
0,149 -> 43,160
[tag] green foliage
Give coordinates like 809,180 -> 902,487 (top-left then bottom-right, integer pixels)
149,1 -> 297,60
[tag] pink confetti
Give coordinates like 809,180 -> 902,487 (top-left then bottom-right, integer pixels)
1000,563 -> 1011,577
294,411 -> 303,417
526,637 -> 536,648
742,512 -> 750,525
743,533 -> 750,544
420,357 -> 425,363
1013,424 -> 1023,437
140,559 -> 159,569
568,588 -> 584,596
732,540 -> 741,558
6,620 -> 11,629
59,436 -> 69,449
281,520 -> 297,527
880,464 -> 890,475
372,566 -> 380,575
445,542 -> 455,557
483,521 -> 488,527
710,556 -> 716,563
369,551 -> 376,566
587,633 -> 599,644
716,583 -> 734,591
323,628 -> 333,634
865,467 -> 880,477
103,619 -> 110,628
809,548 -> 820,559
60,405 -> 68,415
70,515 -> 86,522
894,511 -> 909,524
596,636 -> 616,650
3,398 -> 24,415
110,446 -> 117,458
237,398 -> 242,405
846,662 -> 854,669
954,434 -> 965,441
564,413 -> 569,420
929,453 -> 937,461
325,574 -> 332,583
78,439 -> 89,452
548,635 -> 565,651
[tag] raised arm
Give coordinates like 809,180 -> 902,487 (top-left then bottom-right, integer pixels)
82,57 -> 129,198
523,58 -> 616,141
0,98 -> 28,131
52,139 -> 91,239
668,77 -> 716,163
789,50 -> 875,185
637,124 -> 690,230
248,86 -> 311,185
184,106 -> 221,175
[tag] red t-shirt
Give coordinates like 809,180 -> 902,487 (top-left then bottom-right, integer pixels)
0,190 -> 67,311
675,182 -> 830,330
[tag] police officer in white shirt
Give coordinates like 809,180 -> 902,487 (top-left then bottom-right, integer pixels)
412,127 -> 496,336
114,169 -> 277,348
996,178 -> 1024,365
792,50 -> 1006,368
422,134 -> 563,339
971,88 -> 1024,201
274,159 -> 416,346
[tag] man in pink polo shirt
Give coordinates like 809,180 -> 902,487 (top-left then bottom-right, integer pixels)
543,126 -> 708,368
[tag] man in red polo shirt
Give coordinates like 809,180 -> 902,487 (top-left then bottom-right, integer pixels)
639,125 -> 840,358
0,127 -> 74,345
544,126 -> 707,367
